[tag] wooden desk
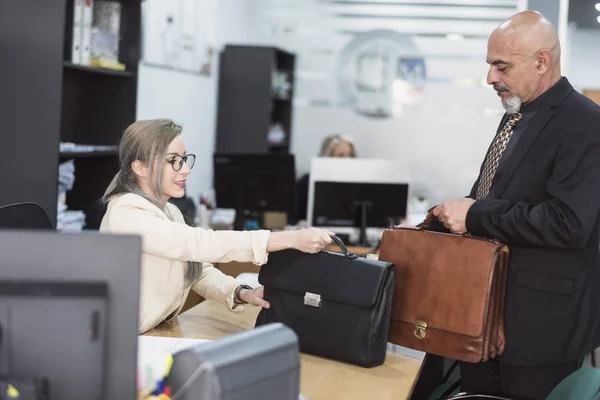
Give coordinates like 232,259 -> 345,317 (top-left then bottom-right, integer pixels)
147,300 -> 423,400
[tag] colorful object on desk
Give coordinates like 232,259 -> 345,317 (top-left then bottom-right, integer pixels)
144,395 -> 171,400
199,193 -> 214,209
7,384 -> 19,398
244,219 -> 260,230
149,353 -> 174,398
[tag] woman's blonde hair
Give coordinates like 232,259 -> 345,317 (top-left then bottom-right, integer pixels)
102,118 -> 183,208
318,134 -> 358,158
102,118 -> 203,287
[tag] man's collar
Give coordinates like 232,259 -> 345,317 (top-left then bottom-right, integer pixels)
522,76 -> 572,112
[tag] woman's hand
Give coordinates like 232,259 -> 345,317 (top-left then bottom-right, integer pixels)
267,228 -> 334,253
238,286 -> 270,308
292,228 -> 334,254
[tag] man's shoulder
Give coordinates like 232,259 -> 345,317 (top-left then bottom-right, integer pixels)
560,88 -> 600,118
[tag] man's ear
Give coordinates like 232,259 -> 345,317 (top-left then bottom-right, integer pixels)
536,49 -> 552,75
131,160 -> 147,178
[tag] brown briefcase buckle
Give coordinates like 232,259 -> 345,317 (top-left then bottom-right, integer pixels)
414,320 -> 428,339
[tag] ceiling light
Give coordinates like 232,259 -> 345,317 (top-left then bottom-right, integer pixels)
597,15 -> 600,23
596,3 -> 600,11
446,33 -> 465,42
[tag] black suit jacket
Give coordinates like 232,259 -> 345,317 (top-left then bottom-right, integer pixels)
431,77 -> 600,366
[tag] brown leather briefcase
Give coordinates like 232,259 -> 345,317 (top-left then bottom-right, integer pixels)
378,215 -> 509,363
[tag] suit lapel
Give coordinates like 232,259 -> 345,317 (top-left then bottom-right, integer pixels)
489,106 -> 554,198
470,78 -> 573,199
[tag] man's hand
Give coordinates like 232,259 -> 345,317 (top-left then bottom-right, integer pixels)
433,198 -> 476,234
239,286 -> 270,308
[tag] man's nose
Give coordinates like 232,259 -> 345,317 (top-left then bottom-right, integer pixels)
487,68 -> 498,86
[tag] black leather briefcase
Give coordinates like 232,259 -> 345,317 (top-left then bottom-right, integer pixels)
255,236 -> 396,367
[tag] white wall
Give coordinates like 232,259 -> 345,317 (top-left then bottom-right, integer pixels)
567,27 -> 600,92
137,0 -> 595,209
246,0 -> 520,205
136,0 -> 250,203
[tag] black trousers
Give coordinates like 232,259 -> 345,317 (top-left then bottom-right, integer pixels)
458,359 -> 580,400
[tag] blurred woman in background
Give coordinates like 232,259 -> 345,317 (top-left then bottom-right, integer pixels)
295,134 -> 358,223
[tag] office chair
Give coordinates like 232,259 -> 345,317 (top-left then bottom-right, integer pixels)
0,202 -> 54,230
439,367 -> 600,400
443,395 -> 515,400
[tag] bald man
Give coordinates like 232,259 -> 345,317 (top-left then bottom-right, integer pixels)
429,11 -> 600,399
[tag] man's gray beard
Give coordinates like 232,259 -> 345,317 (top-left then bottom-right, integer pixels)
502,93 -> 522,114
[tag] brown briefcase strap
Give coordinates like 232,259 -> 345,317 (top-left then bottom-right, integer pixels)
413,210 -> 508,250
416,210 -> 435,229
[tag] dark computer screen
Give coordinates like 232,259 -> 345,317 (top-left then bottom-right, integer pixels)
213,154 -> 296,215
0,230 -> 141,400
311,181 -> 409,228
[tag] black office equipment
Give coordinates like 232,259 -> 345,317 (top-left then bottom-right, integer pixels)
0,0 -> 141,229
0,202 -> 54,230
215,45 -> 296,154
0,281 -> 107,399
0,230 -> 141,400
0,377 -> 49,400
213,154 -> 296,230
311,181 -> 409,246
169,323 -> 300,400
256,236 -> 396,368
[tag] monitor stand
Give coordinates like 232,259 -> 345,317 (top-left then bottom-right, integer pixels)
234,184 -> 262,231
353,201 -> 373,247
233,209 -> 246,231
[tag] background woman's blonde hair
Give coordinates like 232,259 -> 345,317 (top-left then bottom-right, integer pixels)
102,118 -> 183,208
318,134 -> 358,157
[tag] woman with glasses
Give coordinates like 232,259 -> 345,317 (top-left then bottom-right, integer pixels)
100,119 -> 334,334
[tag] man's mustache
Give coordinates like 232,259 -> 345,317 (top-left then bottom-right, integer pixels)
494,84 -> 511,93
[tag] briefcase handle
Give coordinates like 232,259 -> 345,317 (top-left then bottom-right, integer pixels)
416,210 -> 468,234
416,209 -> 473,234
414,210 -> 505,247
415,210 -> 435,229
328,235 -> 358,260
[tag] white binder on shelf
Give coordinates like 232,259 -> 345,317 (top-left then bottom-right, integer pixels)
71,0 -> 84,64
80,0 -> 94,65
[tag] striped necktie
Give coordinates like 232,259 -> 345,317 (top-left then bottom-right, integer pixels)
475,112 -> 523,200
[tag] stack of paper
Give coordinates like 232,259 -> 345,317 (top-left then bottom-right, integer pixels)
57,159 -> 86,232
137,335 -> 212,394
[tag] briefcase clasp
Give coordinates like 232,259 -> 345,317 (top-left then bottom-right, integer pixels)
414,320 -> 428,339
304,292 -> 322,308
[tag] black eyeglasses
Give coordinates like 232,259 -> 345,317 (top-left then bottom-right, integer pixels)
166,154 -> 196,171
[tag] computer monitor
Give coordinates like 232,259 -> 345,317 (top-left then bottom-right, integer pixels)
0,230 -> 141,400
307,158 -> 411,246
213,154 -> 296,230
169,323 -> 300,400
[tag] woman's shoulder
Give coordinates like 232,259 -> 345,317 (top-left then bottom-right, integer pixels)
101,193 -> 167,231
165,200 -> 186,223
106,193 -> 165,217
108,192 -> 152,208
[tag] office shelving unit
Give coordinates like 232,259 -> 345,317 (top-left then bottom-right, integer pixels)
215,45 -> 296,154
0,0 -> 140,229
